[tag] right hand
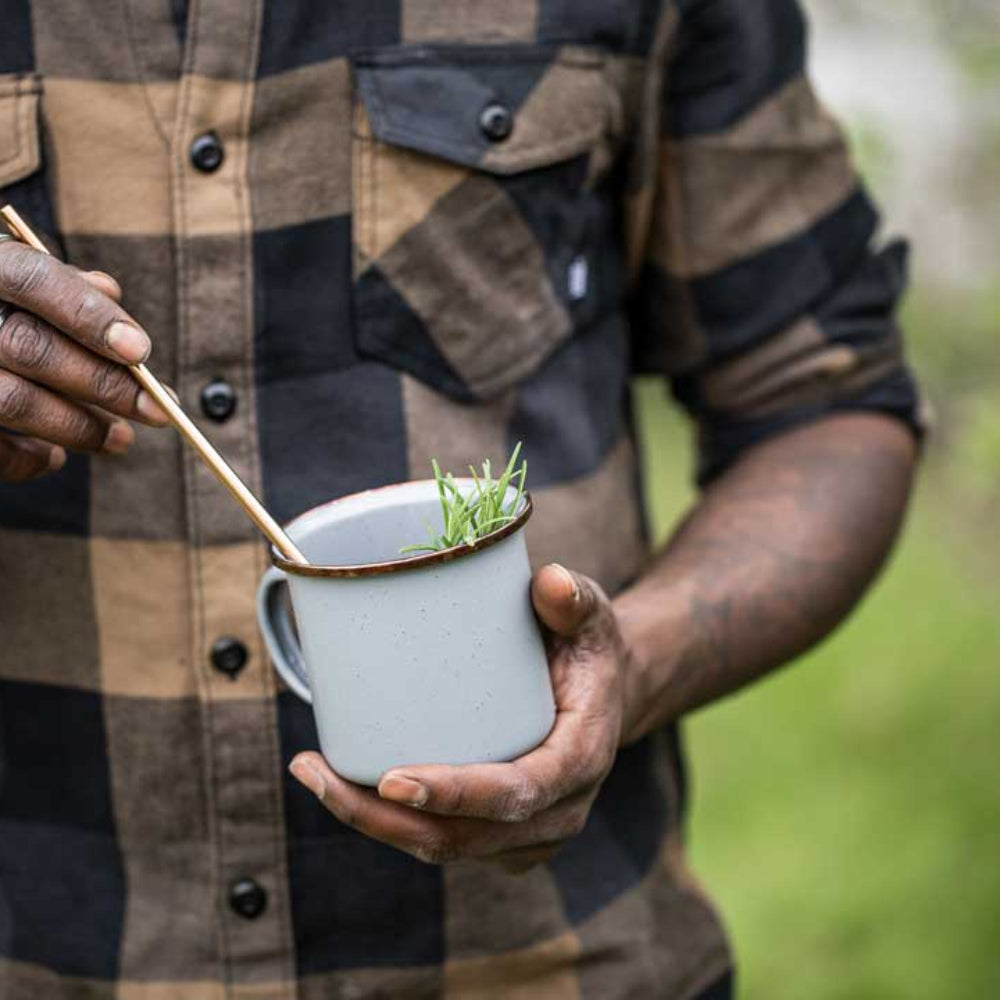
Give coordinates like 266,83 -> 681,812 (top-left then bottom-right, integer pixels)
0,239 -> 169,482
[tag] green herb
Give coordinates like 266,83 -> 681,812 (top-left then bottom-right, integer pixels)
400,443 -> 528,555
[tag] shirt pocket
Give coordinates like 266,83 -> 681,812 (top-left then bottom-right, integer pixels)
0,72 -> 60,253
0,73 -> 42,188
350,45 -> 623,402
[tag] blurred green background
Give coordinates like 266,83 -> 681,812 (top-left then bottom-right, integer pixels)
632,3 -> 1000,997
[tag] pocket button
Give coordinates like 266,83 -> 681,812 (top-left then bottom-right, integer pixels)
479,103 -> 514,143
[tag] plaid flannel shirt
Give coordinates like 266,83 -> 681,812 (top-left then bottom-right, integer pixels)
0,0 -> 921,997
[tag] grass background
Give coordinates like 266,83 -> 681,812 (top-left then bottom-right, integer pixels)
633,386 -> 1000,1000
628,5 -> 1000,995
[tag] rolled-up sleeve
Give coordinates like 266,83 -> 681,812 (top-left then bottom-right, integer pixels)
628,0 -> 925,483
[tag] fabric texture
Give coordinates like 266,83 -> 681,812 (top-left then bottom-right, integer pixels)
0,0 -> 920,997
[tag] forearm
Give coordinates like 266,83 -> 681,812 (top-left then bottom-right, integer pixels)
614,412 -> 918,743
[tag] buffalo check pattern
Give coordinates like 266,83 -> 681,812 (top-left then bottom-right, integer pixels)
0,0 -> 920,997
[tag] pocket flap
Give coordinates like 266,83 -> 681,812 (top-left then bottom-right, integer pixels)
0,74 -> 41,188
353,46 -> 614,175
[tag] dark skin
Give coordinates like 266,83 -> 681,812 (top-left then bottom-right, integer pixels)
290,413 -> 917,872
0,241 -> 169,481
0,241 -> 917,873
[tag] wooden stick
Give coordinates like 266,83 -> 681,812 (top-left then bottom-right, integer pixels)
0,204 -> 308,565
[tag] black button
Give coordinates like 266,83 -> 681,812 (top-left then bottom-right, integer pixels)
211,637 -> 248,679
190,131 -> 225,173
479,103 -> 513,142
200,378 -> 237,422
229,878 -> 267,920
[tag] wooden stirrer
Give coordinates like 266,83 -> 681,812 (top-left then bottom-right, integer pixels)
0,204 -> 308,565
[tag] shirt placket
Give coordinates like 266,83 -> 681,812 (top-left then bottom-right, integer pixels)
171,0 -> 296,994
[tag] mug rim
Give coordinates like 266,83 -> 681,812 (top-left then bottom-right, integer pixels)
271,482 -> 533,578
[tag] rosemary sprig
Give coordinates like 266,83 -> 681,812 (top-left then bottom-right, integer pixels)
400,443 -> 528,555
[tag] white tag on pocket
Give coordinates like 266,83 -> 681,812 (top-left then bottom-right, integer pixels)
568,255 -> 589,302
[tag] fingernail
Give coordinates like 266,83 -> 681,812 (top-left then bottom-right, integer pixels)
86,270 -> 121,296
103,421 -> 135,455
48,446 -> 67,471
106,322 -> 151,364
551,563 -> 580,602
290,760 -> 327,801
379,774 -> 428,807
136,390 -> 169,425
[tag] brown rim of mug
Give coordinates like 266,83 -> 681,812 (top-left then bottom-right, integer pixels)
271,486 -> 534,578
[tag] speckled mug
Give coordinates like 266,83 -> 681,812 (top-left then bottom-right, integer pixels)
256,480 -> 556,786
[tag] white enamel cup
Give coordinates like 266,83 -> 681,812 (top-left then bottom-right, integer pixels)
256,481 -> 556,786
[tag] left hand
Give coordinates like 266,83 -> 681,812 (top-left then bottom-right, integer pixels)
289,564 -> 628,873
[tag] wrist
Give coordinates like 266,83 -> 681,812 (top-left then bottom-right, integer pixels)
611,579 -> 694,745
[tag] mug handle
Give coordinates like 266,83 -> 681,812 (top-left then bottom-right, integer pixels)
256,566 -> 312,704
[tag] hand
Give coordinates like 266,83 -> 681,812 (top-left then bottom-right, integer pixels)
289,564 -> 628,873
0,240 -> 168,482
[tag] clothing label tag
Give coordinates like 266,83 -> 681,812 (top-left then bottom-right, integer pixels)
568,255 -> 589,302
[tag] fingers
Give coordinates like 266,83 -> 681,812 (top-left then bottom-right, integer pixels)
377,746 -> 586,822
377,708 -> 613,823
377,759 -> 566,822
0,433 -> 66,483
372,567 -> 623,824
0,250 -> 167,464
0,242 -> 150,363
531,563 -> 601,637
531,563 -> 622,684
81,270 -> 123,303
292,753 -> 471,864
0,368 -> 132,454
290,752 -> 589,866
0,309 -> 168,426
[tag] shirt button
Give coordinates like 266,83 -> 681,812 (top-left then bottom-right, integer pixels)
200,378 -> 237,422
479,102 -> 513,142
211,637 -> 248,679
190,131 -> 225,173
229,878 -> 267,920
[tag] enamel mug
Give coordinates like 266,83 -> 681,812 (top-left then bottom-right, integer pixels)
256,480 -> 556,786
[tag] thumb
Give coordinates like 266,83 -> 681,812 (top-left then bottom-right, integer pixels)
530,564 -> 601,638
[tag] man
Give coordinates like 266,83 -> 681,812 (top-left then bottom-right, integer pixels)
0,1 -> 920,997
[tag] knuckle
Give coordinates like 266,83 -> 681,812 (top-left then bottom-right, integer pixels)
413,834 -> 456,866
91,360 -> 136,409
428,775 -> 466,816
0,372 -> 34,422
499,778 -> 541,823
0,459 -> 25,483
562,807 -> 589,839
563,734 -> 592,780
0,247 -> 48,300
331,801 -> 358,829
587,742 -> 616,783
572,575 -> 606,625
66,285 -> 112,339
0,313 -> 54,373
578,614 -> 617,657
59,406 -> 105,450
442,782 -> 467,816
0,446 -> 22,482
5,458 -> 44,483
